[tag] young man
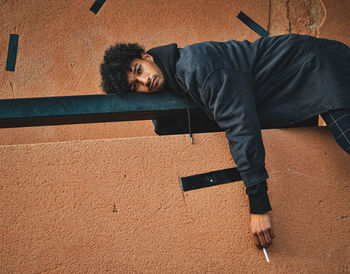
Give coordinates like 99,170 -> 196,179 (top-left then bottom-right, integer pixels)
100,34 -> 350,250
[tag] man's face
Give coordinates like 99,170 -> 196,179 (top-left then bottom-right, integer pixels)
126,52 -> 165,93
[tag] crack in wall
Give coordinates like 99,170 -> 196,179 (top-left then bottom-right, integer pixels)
181,190 -> 187,206
268,0 -> 292,36
286,0 -> 292,33
9,81 -> 15,98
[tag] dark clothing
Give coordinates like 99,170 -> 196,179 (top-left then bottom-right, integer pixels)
321,109 -> 350,154
175,34 -> 350,187
246,180 -> 271,214
148,34 -> 350,213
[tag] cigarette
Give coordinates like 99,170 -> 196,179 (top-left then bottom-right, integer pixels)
263,247 -> 270,263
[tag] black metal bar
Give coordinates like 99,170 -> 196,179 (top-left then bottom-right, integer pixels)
0,91 -> 200,128
180,168 -> 242,191
0,91 -> 317,130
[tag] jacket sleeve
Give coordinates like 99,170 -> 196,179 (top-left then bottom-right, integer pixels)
246,181 -> 272,213
201,69 -> 269,187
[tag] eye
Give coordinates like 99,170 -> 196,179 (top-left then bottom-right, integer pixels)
137,65 -> 142,74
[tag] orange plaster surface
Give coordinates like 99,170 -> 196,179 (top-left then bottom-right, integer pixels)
1,128 -> 349,273
0,0 -> 268,144
1,2 -> 350,271
0,0 -> 349,145
1,1 -> 349,144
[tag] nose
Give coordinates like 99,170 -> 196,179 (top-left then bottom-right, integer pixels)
138,74 -> 150,87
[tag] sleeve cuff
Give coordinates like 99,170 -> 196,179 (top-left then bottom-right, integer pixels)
246,180 -> 272,214
240,166 -> 269,188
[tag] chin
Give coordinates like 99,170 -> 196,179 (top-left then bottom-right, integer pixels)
153,84 -> 165,93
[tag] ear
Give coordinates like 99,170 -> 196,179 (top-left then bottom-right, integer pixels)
140,52 -> 154,61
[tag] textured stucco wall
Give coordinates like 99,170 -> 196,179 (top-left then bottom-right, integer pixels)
1,0 -> 349,144
0,0 -> 268,145
1,1 -> 350,272
0,128 -> 349,273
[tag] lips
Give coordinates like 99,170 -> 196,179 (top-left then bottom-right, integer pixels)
150,76 -> 157,91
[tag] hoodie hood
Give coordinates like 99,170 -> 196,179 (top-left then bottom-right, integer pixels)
147,43 -> 194,143
146,43 -> 183,95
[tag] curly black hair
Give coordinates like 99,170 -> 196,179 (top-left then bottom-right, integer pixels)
100,43 -> 145,94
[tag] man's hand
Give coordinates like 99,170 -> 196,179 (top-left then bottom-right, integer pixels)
250,213 -> 275,249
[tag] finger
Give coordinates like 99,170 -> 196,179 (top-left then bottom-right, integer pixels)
263,230 -> 272,248
258,232 -> 266,248
254,233 -> 262,250
269,228 -> 275,239
265,242 -> 271,249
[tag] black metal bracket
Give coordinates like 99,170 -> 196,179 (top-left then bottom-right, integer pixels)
180,168 -> 242,191
90,0 -> 106,14
237,11 -> 269,37
6,34 -> 19,72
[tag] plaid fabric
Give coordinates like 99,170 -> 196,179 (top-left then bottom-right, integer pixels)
321,109 -> 350,154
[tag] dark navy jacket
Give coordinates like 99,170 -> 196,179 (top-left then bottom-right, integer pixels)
173,34 -> 350,187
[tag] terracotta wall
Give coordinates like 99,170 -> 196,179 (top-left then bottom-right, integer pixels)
1,128 -> 349,272
1,0 -> 349,145
1,0 -> 350,272
1,0 -> 268,145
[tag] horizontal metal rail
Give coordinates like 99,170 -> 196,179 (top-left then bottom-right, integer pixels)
0,91 -> 318,130
0,91 -> 201,128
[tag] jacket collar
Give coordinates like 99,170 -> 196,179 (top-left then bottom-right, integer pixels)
147,43 -> 183,94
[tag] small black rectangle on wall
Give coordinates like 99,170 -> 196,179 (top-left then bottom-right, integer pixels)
6,34 -> 19,72
90,0 -> 106,14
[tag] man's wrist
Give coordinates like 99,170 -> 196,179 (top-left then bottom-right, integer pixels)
246,181 -> 272,214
